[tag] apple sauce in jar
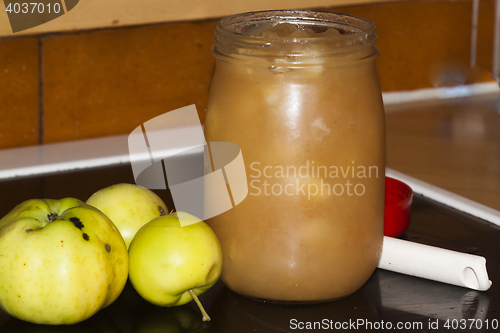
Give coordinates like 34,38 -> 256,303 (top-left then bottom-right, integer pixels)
204,10 -> 385,302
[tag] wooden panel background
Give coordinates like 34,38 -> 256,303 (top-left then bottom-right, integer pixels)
0,0 -> 498,150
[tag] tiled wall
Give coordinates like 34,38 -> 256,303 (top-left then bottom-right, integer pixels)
0,0 -> 497,150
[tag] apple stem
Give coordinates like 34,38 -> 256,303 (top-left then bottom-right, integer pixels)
189,289 -> 211,322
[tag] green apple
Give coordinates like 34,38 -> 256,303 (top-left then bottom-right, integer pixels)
128,212 -> 222,321
0,198 -> 129,325
86,183 -> 168,249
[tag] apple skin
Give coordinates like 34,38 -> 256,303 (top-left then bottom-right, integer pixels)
86,183 -> 168,249
128,212 -> 222,307
0,198 -> 129,325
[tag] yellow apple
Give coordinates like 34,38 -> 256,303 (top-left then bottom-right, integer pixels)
0,198 -> 128,325
128,212 -> 222,321
86,183 -> 168,249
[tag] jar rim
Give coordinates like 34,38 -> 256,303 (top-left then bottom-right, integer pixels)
217,9 -> 375,39
214,10 -> 377,58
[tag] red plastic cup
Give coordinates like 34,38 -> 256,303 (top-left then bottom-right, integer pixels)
384,177 -> 413,237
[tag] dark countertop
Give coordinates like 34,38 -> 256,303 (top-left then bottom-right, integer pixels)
0,164 -> 499,332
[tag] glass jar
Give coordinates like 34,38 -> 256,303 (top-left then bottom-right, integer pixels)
204,10 -> 385,302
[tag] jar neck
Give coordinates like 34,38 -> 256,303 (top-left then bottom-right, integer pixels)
213,10 -> 378,64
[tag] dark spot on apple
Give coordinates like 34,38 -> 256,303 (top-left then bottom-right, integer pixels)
70,217 -> 84,230
82,233 -> 89,241
158,206 -> 166,216
47,213 -> 57,222
26,229 -> 33,233
105,244 -> 111,252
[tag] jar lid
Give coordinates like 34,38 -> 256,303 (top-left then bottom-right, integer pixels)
385,177 -> 413,237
